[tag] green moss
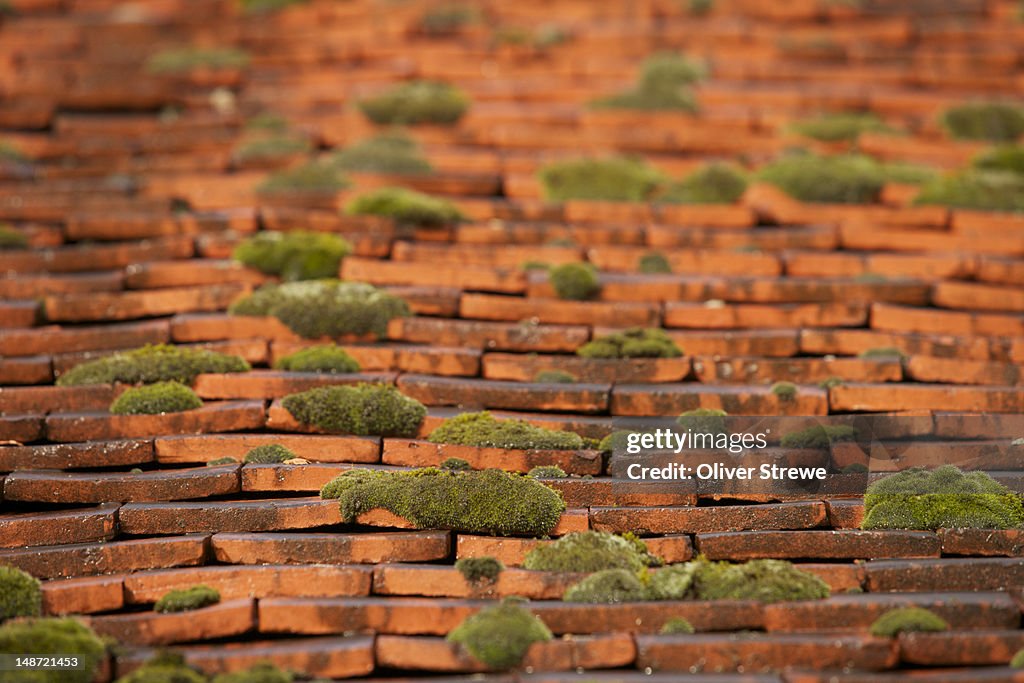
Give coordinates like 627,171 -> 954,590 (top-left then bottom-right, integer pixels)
446,598 -> 552,670
689,0 -> 713,14
677,408 -> 728,436
758,153 -> 885,204
791,113 -> 895,143
592,53 -> 704,113
690,558 -> 830,603
455,557 -> 504,583
428,411 -> 584,450
274,345 -> 360,373
229,280 -> 409,339
58,344 -> 250,386
563,568 -> 647,603
154,585 -> 220,613
245,113 -> 289,132
528,465 -> 567,478
320,467 -> 566,536
913,170 -> 1024,213
520,260 -> 549,271
780,424 -> 857,449
658,163 -> 748,204
0,566 -> 42,621
861,465 -> 1024,531
0,141 -> 25,162
358,81 -> 470,126
207,457 -> 236,466
842,463 -> 869,474
115,652 -> 207,683
234,135 -> 311,163
869,607 -> 949,637
147,47 -> 249,74
533,370 -> 577,384
538,157 -> 665,202
644,563 -> 698,600
974,145 -> 1024,175
419,4 -> 478,34
233,231 -> 350,281
549,262 -> 601,301
598,430 -> 634,453
858,346 -> 907,360
1012,648 -> 1024,668
577,328 -> 682,359
333,133 -> 432,175
0,618 -> 106,683
240,0 -> 309,13
818,376 -> 844,389
257,161 -> 349,194
941,102 -> 1024,142
0,224 -> 28,249
661,617 -> 695,634
524,531 -> 659,573
882,161 -> 938,185
440,457 -> 471,471
243,444 -> 296,464
638,251 -> 671,274
211,662 -> 294,683
282,384 -> 426,437
345,187 -> 465,226
109,382 -> 203,415
770,381 -> 797,401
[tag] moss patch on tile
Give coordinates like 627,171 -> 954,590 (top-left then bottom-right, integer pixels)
58,344 -> 250,386
456,557 -> 504,583
358,81 -> 470,126
154,585 -> 221,613
446,598 -> 552,669
577,328 -> 682,359
539,156 -> 665,202
862,465 -> 1024,531
658,162 -> 748,204
0,618 -> 106,683
243,444 -> 297,464
211,662 -> 295,683
334,132 -> 433,175
758,153 -> 886,204
109,381 -> 203,415
941,101 -> 1024,142
780,424 -> 857,449
913,170 -> 1024,213
233,231 -> 351,281
274,344 -> 360,373
283,384 -> 426,437
257,161 -> 349,194
549,262 -> 601,301
0,224 -> 27,249
0,565 -> 42,621
146,47 -> 249,74
524,531 -> 660,573
345,187 -> 465,226
869,607 -> 949,637
428,411 -> 584,450
115,652 -> 207,683
321,467 -> 566,536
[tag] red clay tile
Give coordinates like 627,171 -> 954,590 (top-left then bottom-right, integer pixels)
695,530 -> 941,560
591,502 -> 827,535
42,575 -> 124,615
0,439 -> 154,470
4,466 -> 239,503
211,531 -> 450,565
382,439 -> 602,475
0,534 -> 208,579
90,598 -> 256,646
45,399 -> 266,442
0,503 -> 117,547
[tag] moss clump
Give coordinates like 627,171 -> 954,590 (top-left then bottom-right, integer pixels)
154,585 -> 220,613
528,465 -> 567,478
644,562 -> 699,600
345,187 -> 465,227
913,170 -> 1024,213
577,328 -> 682,359
842,463 -> 869,474
446,598 -> 552,670
941,102 -> 1024,142
861,465 -> 1024,531
0,224 -> 28,249
538,157 -> 665,202
419,4 -> 478,34
973,145 -> 1024,175
428,411 -> 584,450
207,457 -> 236,466
115,652 -> 206,683
456,557 -> 504,583
661,617 -> 695,634
791,113 -> 895,143
592,53 -> 704,113
109,381 -> 203,416
659,163 -> 748,204
818,376 -> 844,389
283,384 -> 426,437
211,662 -> 294,683
533,370 -> 577,384
549,262 -> 601,301
638,251 -> 671,274
690,558 -> 829,603
1012,648 -> 1024,668
233,231 -> 351,281
320,467 -> 566,536
0,566 -> 41,621
274,345 -> 360,374
563,568 -> 647,603
770,381 -> 797,401
440,457 -> 471,471
758,153 -> 886,204
869,607 -> 949,637
333,132 -> 432,175
524,531 -> 660,573
234,135 -> 312,163
244,444 -> 296,464
58,344 -> 250,386
780,424 -> 857,449
229,280 -> 409,339
146,47 -> 250,74
257,161 -> 349,194
359,81 -> 470,126
240,0 -> 309,13
677,408 -> 728,437
858,346 -> 907,360
0,618 -> 106,683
